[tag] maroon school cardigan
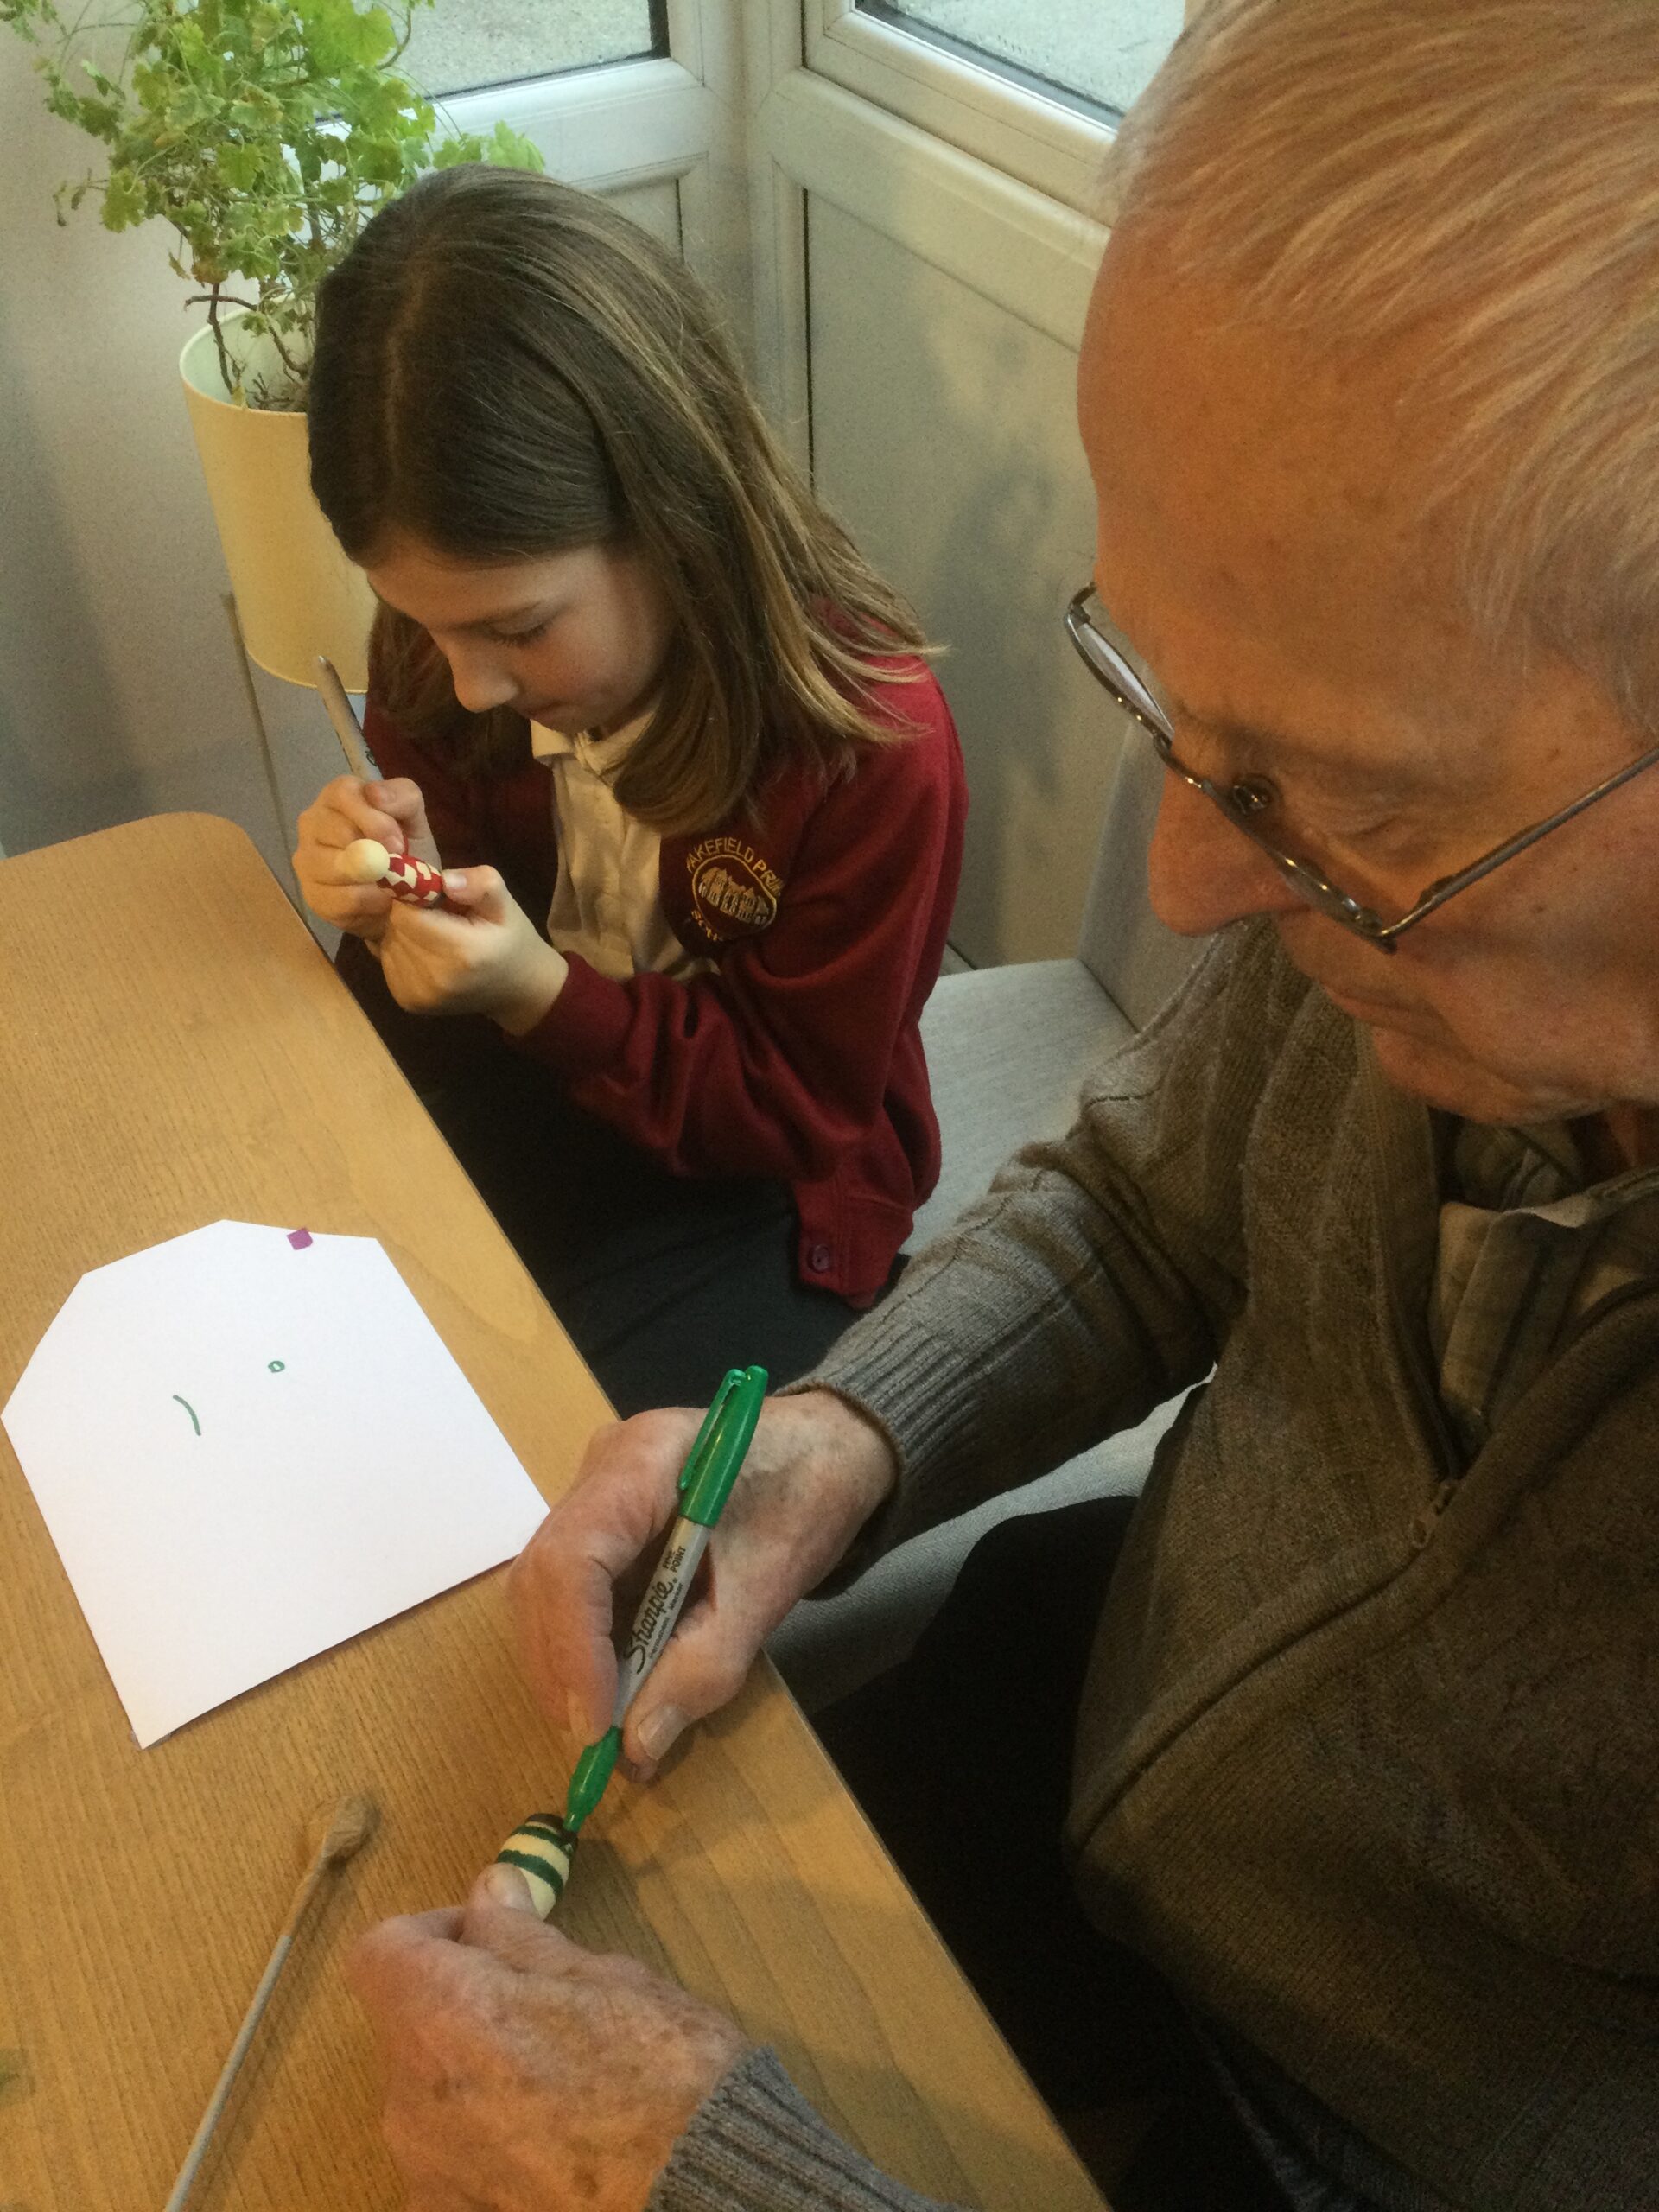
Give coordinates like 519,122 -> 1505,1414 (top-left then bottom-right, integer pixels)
337,661 -> 967,1304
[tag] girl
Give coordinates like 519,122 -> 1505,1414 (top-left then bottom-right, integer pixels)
294,166 -> 966,1414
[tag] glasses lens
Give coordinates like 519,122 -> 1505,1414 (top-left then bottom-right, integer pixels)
1071,594 -> 1171,730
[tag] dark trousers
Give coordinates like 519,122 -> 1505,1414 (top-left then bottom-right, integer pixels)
423,1055 -> 866,1415
814,1497 -> 1290,2210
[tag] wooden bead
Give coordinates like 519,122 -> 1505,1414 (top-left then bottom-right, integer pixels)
495,1814 -> 579,1918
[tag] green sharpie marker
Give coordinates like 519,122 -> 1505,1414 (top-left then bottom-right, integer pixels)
494,1364 -> 767,1916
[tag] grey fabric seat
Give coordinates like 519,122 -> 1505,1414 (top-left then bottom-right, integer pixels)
770,741 -> 1203,1711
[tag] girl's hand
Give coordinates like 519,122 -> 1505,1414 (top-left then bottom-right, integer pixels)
294,776 -> 441,938
378,866 -> 569,1032
508,1392 -> 898,1779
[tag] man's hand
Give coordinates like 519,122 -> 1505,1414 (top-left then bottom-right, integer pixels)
348,1867 -> 748,2212
510,1390 -> 899,1777
294,777 -> 440,940
378,867 -> 569,1033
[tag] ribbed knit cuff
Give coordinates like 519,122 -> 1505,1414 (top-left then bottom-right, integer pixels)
806,1305 -> 988,1483
649,2048 -> 968,2212
510,951 -> 631,1077
778,1298 -> 998,1584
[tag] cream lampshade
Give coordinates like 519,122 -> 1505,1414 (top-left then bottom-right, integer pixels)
180,317 -> 373,692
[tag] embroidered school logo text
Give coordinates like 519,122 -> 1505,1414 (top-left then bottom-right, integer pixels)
685,837 -> 783,943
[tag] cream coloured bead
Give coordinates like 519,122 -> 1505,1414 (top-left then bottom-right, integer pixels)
338,837 -> 392,884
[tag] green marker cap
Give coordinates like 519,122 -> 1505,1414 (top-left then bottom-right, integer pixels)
563,1726 -> 621,1832
677,1364 -> 768,1528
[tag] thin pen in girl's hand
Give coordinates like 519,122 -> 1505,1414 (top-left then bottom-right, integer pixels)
315,655 -> 372,780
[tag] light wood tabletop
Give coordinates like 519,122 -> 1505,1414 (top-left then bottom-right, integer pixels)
0,814 -> 1106,2212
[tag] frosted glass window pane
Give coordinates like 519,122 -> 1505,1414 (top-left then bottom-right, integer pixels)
858,1 -> 1182,118
405,1 -> 660,99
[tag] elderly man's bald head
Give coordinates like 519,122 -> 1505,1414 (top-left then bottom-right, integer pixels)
1109,0 -> 1659,740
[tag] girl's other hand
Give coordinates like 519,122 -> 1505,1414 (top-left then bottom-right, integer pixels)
377,866 -> 569,1030
293,775 -> 439,937
507,1392 -> 899,1781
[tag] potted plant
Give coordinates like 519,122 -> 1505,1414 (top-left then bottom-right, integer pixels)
2,0 -> 543,685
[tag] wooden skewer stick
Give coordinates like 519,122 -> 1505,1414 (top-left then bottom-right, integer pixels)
162,1792 -> 378,2212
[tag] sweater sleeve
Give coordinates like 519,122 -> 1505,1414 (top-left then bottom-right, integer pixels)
511,696 -> 963,1184
650,2049 -> 969,2212
797,925 -> 1313,1563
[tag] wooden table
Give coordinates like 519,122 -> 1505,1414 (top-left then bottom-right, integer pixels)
0,815 -> 1104,2212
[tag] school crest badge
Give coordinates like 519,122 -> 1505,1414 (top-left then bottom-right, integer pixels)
684,836 -> 784,946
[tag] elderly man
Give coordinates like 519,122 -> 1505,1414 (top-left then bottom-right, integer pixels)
346,3 -> 1659,2208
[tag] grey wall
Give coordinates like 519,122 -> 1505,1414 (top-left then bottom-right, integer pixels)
0,39 -> 348,885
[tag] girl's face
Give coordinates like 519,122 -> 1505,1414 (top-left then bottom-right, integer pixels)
365,531 -> 677,738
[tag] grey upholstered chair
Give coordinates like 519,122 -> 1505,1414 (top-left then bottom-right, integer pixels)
770,740 -> 1203,1711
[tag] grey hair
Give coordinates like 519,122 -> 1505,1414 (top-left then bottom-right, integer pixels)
1109,0 -> 1659,736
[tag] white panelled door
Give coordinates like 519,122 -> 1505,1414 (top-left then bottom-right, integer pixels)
743,1 -> 1184,966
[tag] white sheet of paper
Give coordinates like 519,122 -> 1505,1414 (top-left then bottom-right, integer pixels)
2,1221 -> 550,1746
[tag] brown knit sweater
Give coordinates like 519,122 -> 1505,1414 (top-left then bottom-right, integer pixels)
655,921 -> 1659,2212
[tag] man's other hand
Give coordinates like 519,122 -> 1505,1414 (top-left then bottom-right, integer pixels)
348,1866 -> 748,2212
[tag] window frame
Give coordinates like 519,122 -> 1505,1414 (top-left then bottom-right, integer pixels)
804,0 -> 1125,213
412,0 -> 670,105
433,2 -> 752,363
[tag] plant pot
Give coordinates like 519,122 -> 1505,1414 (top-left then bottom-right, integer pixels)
180,316 -> 374,691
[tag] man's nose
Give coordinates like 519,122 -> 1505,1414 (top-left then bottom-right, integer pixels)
1147,771 -> 1304,936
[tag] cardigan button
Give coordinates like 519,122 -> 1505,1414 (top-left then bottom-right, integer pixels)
807,1243 -> 833,1274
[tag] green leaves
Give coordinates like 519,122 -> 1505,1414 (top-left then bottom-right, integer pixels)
100,168 -> 145,230
298,0 -> 397,73
0,0 -> 66,31
4,0 -> 548,408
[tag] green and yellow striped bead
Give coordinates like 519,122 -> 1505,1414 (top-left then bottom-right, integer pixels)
495,1812 -> 579,1918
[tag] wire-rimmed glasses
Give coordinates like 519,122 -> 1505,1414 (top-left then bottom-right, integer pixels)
1065,583 -> 1659,951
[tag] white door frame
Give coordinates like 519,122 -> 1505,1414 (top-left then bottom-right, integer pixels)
742,1 -> 1154,965
743,0 -> 1111,463
442,3 -> 1131,467
443,2 -> 752,345
805,0 -> 1120,209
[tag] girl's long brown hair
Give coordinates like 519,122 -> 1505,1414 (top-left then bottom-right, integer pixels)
308,165 -> 929,830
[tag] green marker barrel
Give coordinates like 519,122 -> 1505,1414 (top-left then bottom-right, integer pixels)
495,1813 -> 579,1918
